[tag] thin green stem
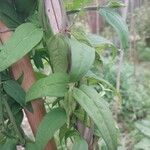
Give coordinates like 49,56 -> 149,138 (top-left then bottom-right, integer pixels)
66,6 -> 104,15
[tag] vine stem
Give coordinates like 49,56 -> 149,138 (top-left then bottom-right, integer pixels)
3,98 -> 25,144
66,6 -> 103,15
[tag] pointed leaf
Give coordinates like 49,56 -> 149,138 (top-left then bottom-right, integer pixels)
73,85 -> 117,150
27,108 -> 67,150
69,39 -> 95,82
85,70 -> 121,99
26,73 -> 69,102
87,34 -> 117,59
0,23 -> 43,72
71,29 -> 117,59
47,34 -> 69,73
99,7 -> 129,49
72,137 -> 88,150
3,80 -> 25,106
71,28 -> 92,46
36,108 -> 66,149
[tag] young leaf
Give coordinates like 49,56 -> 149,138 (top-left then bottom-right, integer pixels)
85,70 -> 121,99
0,23 -> 43,72
3,80 -> 25,106
63,91 -> 76,125
27,108 -> 67,150
99,7 -> 129,49
26,73 -> 69,102
47,34 -> 69,73
72,137 -> 88,150
69,39 -> 95,82
73,85 -> 118,150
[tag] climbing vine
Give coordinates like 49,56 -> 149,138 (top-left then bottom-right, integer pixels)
0,0 -> 129,149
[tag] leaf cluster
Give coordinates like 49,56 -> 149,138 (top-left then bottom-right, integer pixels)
0,0 -> 129,149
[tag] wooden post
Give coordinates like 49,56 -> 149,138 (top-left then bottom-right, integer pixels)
45,0 -> 68,33
0,21 -> 57,150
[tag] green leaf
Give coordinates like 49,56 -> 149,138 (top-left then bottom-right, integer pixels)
71,28 -> 115,48
73,85 -> 118,150
0,138 -> 17,150
0,23 -> 43,72
71,29 -> 117,60
14,110 -> 24,126
69,39 -> 95,82
64,130 -> 79,142
14,0 -> 37,19
99,7 -> 129,49
59,124 -> 68,142
26,73 -> 69,102
65,0 -> 90,10
27,108 -> 67,150
47,34 -> 69,73
99,139 -> 108,150
63,91 -> 76,124
31,47 -> 49,71
107,1 -> 126,8
3,80 -> 25,106
71,28 -> 92,46
135,120 -> 150,138
87,34 -> 117,59
74,109 -> 91,127
87,34 -> 115,48
72,137 -> 88,150
85,70 -> 121,99
0,0 -> 22,28
134,138 -> 150,150
35,72 -> 47,80
32,51 -> 44,69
